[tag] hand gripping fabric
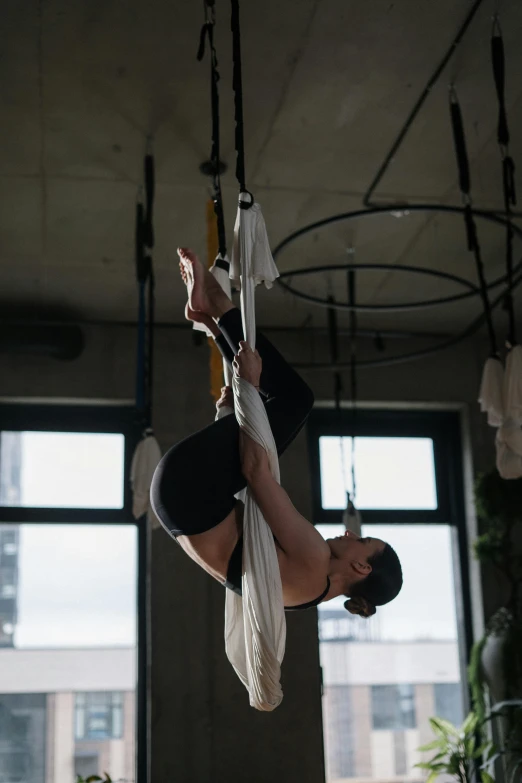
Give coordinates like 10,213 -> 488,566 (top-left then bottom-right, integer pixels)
224,195 -> 285,711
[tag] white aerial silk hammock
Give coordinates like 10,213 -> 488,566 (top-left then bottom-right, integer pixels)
130,429 -> 162,527
479,346 -> 522,479
201,195 -> 286,710
225,197 -> 285,711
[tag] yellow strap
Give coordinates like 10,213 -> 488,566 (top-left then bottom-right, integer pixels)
206,199 -> 224,402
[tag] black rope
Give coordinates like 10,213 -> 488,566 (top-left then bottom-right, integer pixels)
449,88 -> 497,356
135,151 -> 156,427
198,0 -> 227,258
327,295 -> 347,517
327,296 -> 343,410
491,16 -> 517,345
145,266 -> 155,426
144,153 -> 155,249
230,0 -> 252,204
348,269 -> 357,505
363,0 -> 484,206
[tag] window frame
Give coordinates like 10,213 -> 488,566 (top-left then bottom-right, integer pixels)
308,407 -> 473,703
0,403 -> 137,523
0,401 -> 146,783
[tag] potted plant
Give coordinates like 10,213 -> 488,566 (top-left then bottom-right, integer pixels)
469,470 -> 522,776
416,702 -> 522,783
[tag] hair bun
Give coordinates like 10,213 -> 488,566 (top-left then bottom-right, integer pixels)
344,597 -> 376,618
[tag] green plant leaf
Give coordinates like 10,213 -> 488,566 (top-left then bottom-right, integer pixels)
430,716 -> 460,737
418,739 -> 446,752
426,773 -> 439,783
86,777 -> 102,782
447,753 -> 463,775
481,772 -> 495,783
462,712 -> 479,735
472,741 -> 493,759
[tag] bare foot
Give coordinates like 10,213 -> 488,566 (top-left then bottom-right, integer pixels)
178,248 -> 233,320
184,302 -> 220,337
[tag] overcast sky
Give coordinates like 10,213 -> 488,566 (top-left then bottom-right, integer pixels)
10,432 -> 457,647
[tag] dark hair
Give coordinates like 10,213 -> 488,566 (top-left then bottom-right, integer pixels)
344,543 -> 403,618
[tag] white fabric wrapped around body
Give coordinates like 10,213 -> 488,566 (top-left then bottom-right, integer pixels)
478,347 -> 522,480
224,196 -> 285,711
131,430 -> 162,526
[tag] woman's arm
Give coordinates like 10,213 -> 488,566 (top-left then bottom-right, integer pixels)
234,342 -> 329,567
241,432 -> 330,566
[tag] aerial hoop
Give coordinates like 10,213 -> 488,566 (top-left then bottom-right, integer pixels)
272,204 -> 522,370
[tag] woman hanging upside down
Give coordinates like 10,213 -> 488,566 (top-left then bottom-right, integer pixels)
150,248 -> 403,617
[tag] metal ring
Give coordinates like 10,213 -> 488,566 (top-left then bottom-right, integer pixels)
271,203 -> 522,370
278,262 -> 481,313
273,203 -> 522,312
291,267 -> 522,370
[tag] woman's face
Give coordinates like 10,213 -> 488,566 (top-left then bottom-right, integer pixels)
326,528 -> 385,564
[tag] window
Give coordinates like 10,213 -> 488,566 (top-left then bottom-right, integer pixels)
319,435 -> 437,510
0,403 -> 141,783
434,683 -> 464,727
371,685 -> 416,730
0,431 -> 125,508
75,692 -> 124,740
310,409 -> 470,783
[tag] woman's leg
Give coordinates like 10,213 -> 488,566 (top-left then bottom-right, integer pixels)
150,253 -> 314,538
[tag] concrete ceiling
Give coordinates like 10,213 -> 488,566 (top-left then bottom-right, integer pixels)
1,0 -> 522,344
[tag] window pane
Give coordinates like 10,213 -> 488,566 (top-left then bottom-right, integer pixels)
318,523 -> 464,782
371,685 -> 416,730
0,431 -> 125,508
319,436 -> 437,510
0,524 -> 137,782
434,683 -> 464,727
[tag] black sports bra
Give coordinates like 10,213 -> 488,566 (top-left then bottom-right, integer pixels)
224,535 -> 330,611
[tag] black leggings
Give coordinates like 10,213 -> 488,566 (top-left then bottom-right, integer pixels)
150,308 -> 314,537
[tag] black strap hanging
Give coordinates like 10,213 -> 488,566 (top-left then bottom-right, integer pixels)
491,16 -> 517,346
135,149 -> 156,428
347,269 -> 358,506
198,0 -> 227,258
449,88 -> 498,356
144,149 -> 155,250
230,0 -> 253,207
327,296 -> 343,411
327,296 -> 347,517
145,263 -> 155,424
135,201 -> 147,417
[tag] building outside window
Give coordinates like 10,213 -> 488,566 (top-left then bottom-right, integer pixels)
75,692 -> 124,741
310,410 -> 470,783
371,684 -> 417,731
0,405 -> 141,783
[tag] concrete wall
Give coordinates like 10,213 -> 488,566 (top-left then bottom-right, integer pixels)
0,321 -> 500,783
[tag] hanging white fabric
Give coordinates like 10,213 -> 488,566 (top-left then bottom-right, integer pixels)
478,356 -> 505,427
224,195 -> 286,711
478,347 -> 522,480
343,501 -> 362,537
131,429 -> 162,527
